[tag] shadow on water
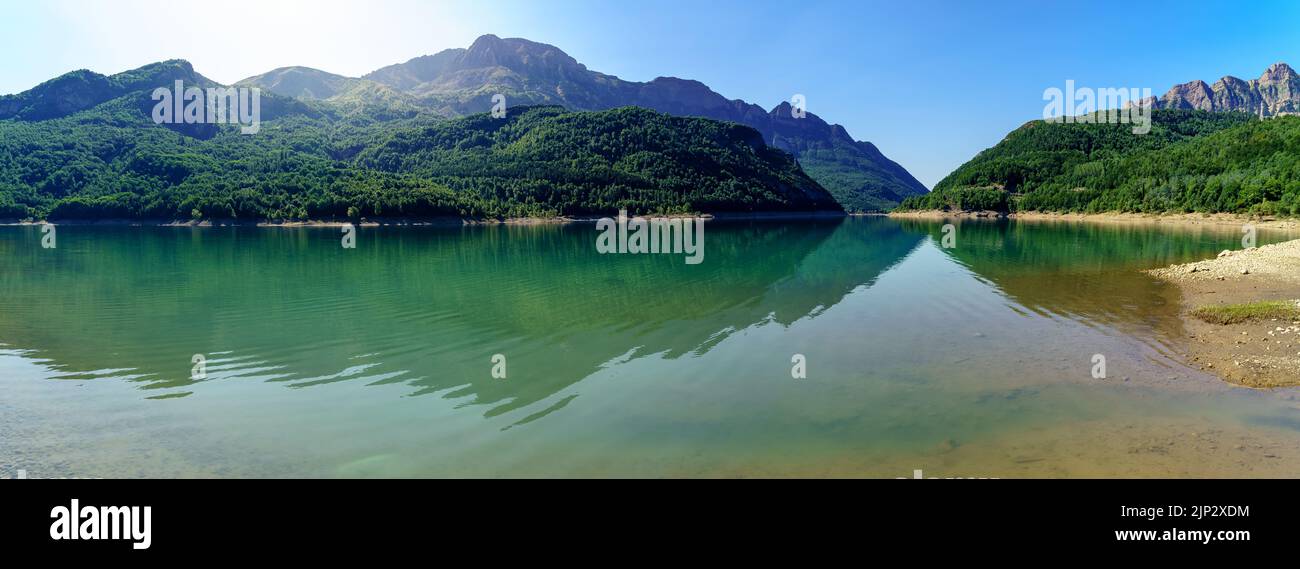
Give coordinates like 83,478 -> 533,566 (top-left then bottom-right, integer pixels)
0,217 -> 924,423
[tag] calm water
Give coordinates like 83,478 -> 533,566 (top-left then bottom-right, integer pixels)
2,217 -> 1299,478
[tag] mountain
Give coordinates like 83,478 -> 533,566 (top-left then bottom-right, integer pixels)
0,60 -> 321,136
0,60 -> 840,221
901,63 -> 1300,216
1145,62 -> 1300,117
240,34 -> 927,211
233,67 -> 419,121
897,109 -> 1300,216
234,66 -> 358,99
0,60 -> 214,121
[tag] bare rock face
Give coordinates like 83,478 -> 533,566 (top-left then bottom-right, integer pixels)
1211,76 -> 1258,112
1161,80 -> 1215,111
1152,63 -> 1300,117
1256,63 -> 1300,116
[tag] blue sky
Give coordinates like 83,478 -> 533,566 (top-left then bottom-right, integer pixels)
3,0 -> 1299,187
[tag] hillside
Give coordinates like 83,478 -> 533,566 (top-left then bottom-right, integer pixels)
234,66 -> 359,100
897,110 -> 1300,216
0,60 -> 215,121
240,34 -> 927,210
0,71 -> 840,221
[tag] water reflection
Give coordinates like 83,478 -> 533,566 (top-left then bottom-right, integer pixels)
895,218 -> 1297,340
0,218 -> 924,421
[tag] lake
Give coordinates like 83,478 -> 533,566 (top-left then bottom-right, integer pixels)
2,217 -> 1299,478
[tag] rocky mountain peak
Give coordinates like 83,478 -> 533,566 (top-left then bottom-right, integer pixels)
1214,75 -> 1249,88
458,34 -> 584,75
1152,63 -> 1298,118
1161,80 -> 1214,110
1260,62 -> 1297,82
467,33 -> 504,49
769,101 -> 794,116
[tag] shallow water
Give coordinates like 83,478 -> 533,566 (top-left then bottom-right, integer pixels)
2,217 -> 1299,478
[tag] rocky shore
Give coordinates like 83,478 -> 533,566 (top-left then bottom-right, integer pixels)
890,210 -> 1300,231
1148,240 -> 1300,387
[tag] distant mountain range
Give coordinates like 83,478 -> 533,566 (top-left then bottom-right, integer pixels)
0,61 -> 218,121
0,54 -> 843,221
236,34 -> 929,211
0,59 -> 318,129
1143,62 -> 1300,117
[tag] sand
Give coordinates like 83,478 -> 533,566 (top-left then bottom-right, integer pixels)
1148,240 -> 1300,387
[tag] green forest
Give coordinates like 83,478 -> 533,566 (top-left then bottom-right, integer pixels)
0,87 -> 839,221
11,65 -> 1299,223
898,110 -> 1300,216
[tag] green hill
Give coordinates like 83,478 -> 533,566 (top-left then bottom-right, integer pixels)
899,110 -> 1300,216
0,85 -> 839,221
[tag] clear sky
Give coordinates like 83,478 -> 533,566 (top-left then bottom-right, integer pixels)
3,0 -> 1299,188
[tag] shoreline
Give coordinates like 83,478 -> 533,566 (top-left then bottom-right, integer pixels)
1147,239 -> 1300,388
890,210 -> 1300,231
897,208 -> 1300,387
0,210 -> 848,227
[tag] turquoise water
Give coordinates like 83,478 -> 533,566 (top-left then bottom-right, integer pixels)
2,217 -> 1299,478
